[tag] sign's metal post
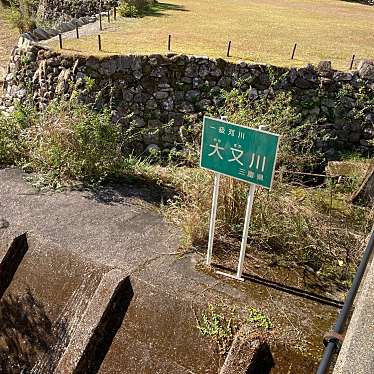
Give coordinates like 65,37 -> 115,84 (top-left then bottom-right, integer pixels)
206,116 -> 227,266
206,172 -> 220,265
200,116 -> 279,279
236,183 -> 256,279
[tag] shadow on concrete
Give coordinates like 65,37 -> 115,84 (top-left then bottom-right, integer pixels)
143,2 -> 188,17
82,176 -> 177,206
214,264 -> 344,309
247,342 -> 274,374
74,276 -> 134,374
0,290 -> 68,373
0,233 -> 29,300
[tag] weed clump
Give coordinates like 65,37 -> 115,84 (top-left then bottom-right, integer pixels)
196,304 -> 238,355
0,99 -> 124,184
196,304 -> 272,355
0,103 -> 33,165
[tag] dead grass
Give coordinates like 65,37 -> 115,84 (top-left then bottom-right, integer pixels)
49,0 -> 374,70
0,5 -> 19,81
159,165 -> 373,290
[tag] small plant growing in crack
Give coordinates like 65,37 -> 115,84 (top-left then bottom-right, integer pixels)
196,304 -> 237,355
245,308 -> 272,330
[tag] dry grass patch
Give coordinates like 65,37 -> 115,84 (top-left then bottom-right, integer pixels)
49,0 -> 374,69
0,4 -> 19,82
161,166 -> 373,289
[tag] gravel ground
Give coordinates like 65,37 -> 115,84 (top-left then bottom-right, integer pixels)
40,15 -> 120,49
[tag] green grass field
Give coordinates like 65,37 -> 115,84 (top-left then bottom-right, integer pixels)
51,0 -> 374,70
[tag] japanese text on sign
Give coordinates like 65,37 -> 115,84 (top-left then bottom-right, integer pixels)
200,117 -> 280,189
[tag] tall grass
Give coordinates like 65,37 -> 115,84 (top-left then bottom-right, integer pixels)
164,167 -> 373,287
0,99 -> 124,183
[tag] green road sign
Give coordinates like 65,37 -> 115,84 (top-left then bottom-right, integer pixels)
200,116 -> 280,189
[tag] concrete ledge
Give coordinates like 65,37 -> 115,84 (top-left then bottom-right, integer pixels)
333,254 -> 374,374
54,269 -> 133,374
220,325 -> 273,374
0,233 -> 28,300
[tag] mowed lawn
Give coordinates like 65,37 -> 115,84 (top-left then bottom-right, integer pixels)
49,0 -> 374,69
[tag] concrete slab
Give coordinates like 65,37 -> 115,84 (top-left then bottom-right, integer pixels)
0,231 -> 109,372
99,275 -> 223,374
333,254 -> 374,374
100,253 -> 337,374
0,168 -> 340,373
0,168 -> 179,271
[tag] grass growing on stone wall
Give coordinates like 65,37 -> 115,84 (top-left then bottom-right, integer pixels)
217,87 -> 320,172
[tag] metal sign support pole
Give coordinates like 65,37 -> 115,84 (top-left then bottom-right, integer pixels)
236,184 -> 256,279
206,173 -> 220,265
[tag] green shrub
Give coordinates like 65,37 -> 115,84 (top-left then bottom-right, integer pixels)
5,0 -> 38,32
129,0 -> 155,11
0,99 -> 125,184
24,100 -> 124,183
118,1 -> 139,18
118,0 -> 156,17
0,103 -> 37,166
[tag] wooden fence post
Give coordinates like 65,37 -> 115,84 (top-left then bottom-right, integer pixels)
168,34 -> 171,51
291,43 -> 297,59
227,40 -> 232,57
349,54 -> 355,70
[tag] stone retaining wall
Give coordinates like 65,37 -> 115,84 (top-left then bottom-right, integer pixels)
37,0 -> 118,23
1,34 -> 374,158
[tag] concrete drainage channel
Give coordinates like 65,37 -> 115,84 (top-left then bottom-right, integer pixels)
53,271 -> 133,373
0,233 -> 132,373
0,233 -> 269,374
